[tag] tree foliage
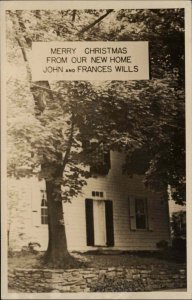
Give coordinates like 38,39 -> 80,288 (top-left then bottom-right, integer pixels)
97,78 -> 185,204
171,210 -> 186,239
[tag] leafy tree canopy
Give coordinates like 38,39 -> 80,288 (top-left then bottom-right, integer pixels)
7,9 -> 185,205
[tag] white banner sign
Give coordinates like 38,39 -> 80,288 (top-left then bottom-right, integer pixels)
31,41 -> 149,81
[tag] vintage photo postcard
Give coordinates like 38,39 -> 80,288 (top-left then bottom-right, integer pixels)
1,0 -> 192,299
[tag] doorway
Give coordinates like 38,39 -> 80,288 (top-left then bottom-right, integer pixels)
93,200 -> 106,246
85,198 -> 114,247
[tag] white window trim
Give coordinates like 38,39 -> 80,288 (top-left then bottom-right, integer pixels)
129,196 -> 151,231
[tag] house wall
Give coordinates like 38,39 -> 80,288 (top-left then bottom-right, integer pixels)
8,151 -> 170,251
64,151 -> 170,251
8,177 -> 48,251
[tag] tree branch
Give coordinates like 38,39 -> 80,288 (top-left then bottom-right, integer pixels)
79,9 -> 114,34
30,82 -> 59,95
16,10 -> 32,47
16,36 -> 32,82
15,37 -> 27,62
10,11 -> 54,115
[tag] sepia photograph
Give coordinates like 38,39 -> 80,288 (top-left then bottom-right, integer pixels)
1,1 -> 192,299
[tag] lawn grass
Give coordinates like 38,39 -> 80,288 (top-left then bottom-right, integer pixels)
8,249 -> 186,271
8,252 -> 44,271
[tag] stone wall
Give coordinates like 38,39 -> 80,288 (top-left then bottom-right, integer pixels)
8,264 -> 186,293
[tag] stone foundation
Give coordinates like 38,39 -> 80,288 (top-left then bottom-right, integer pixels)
8,264 -> 186,293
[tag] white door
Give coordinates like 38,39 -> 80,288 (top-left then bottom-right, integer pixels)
93,200 -> 106,246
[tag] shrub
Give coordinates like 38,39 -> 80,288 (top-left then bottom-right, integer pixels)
21,242 -> 41,254
8,248 -> 16,257
91,278 -> 145,292
172,238 -> 186,252
156,240 -> 168,250
171,210 -> 186,239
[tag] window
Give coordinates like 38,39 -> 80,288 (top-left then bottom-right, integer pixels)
92,191 -> 104,198
129,197 -> 148,230
90,148 -> 111,175
135,198 -> 147,229
41,190 -> 48,225
82,140 -> 111,175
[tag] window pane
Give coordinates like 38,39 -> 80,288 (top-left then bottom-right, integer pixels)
90,147 -> 111,175
41,208 -> 46,215
136,214 -> 146,229
135,198 -> 147,229
135,198 -> 145,214
41,207 -> 48,224
41,198 -> 47,206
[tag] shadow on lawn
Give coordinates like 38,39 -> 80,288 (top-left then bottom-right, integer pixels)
80,247 -> 186,264
8,239 -> 186,270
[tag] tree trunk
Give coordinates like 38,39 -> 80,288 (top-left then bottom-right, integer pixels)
10,10 -> 78,268
44,178 -> 73,267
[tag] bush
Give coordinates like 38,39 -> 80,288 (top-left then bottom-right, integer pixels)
156,240 -> 168,250
8,248 -> 16,257
172,238 -> 186,252
155,245 -> 186,263
91,278 -> 145,292
171,211 -> 186,239
21,242 -> 41,254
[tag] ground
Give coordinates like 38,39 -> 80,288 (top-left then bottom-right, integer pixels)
8,249 -> 186,271
8,250 -> 186,293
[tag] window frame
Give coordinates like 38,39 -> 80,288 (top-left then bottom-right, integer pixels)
85,198 -> 114,247
40,190 -> 48,225
129,196 -> 149,231
135,197 -> 148,230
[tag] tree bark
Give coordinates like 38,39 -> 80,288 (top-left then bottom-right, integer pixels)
44,178 -> 71,266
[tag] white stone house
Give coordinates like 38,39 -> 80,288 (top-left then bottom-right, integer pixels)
8,151 -> 170,252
